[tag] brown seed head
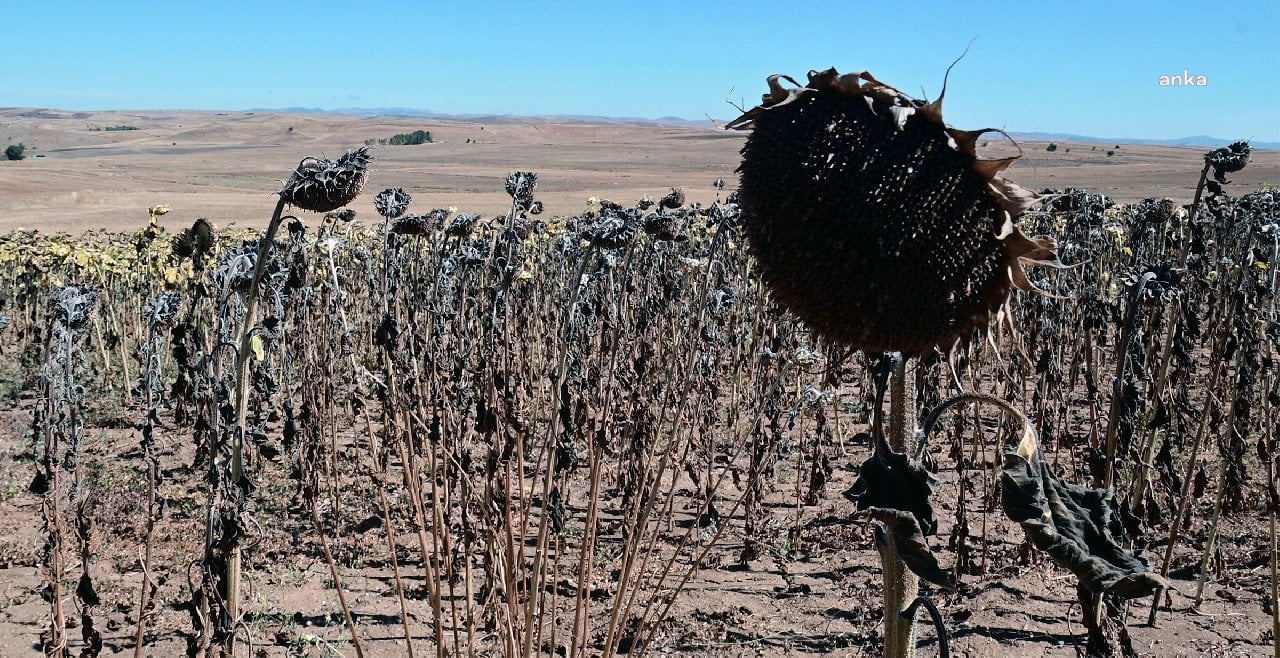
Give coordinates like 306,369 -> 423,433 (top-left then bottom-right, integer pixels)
174,218 -> 217,265
281,146 -> 372,213
727,69 -> 1059,354
374,187 -> 412,219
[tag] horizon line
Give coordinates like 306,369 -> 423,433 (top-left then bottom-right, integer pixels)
3,105 -> 1277,150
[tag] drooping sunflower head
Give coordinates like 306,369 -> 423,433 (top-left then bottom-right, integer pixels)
728,69 -> 1059,354
281,146 -> 372,213
174,218 -> 218,267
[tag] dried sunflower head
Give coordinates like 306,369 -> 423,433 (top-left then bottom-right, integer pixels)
659,187 -> 685,210
390,214 -> 431,236
642,212 -> 687,242
505,171 -> 538,213
584,208 -> 641,249
445,212 -> 480,238
727,69 -> 1059,354
1204,140 -> 1250,184
374,187 -> 412,219
325,208 -> 358,223
174,218 -> 217,264
281,146 -> 372,213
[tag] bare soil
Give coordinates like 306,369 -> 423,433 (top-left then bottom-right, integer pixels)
0,393 -> 1272,657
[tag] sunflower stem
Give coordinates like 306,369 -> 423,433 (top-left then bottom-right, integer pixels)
881,356 -> 919,657
221,194 -> 287,653
1264,337 -> 1279,657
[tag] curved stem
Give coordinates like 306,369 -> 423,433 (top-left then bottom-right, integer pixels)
902,596 -> 950,658
916,392 -> 1030,459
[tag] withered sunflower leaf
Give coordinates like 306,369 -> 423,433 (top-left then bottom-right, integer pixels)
865,508 -> 957,590
76,573 -> 100,606
845,441 -> 937,536
1001,451 -> 1166,599
845,436 -> 951,588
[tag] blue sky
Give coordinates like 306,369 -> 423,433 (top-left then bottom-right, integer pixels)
4,1 -> 1278,141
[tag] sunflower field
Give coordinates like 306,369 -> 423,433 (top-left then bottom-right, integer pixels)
0,121 -> 1276,657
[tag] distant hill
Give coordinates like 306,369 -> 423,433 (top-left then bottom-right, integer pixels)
987,131 -> 1279,151
249,106 -> 720,130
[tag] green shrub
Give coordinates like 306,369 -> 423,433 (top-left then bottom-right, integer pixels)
365,130 -> 433,146
1046,143 -> 1058,152
4,143 -> 24,161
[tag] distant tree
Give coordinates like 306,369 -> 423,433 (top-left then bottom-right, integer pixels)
1065,148 -> 1070,153
4,143 -> 24,161
387,130 -> 432,145
1106,150 -> 1115,157
1046,143 -> 1058,152
367,129 -> 433,146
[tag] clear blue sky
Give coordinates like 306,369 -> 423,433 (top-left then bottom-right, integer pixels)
4,1 -> 1278,141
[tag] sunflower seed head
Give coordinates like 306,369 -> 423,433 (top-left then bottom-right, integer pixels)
659,188 -> 685,209
174,218 -> 217,265
1205,141 -> 1250,184
505,171 -> 540,215
374,187 -> 413,219
325,208 -> 358,223
505,171 -> 538,202
281,146 -> 372,213
390,214 -> 431,236
728,68 -> 1059,354
51,285 -> 98,330
446,213 -> 480,238
642,212 -> 687,242
584,208 -> 642,249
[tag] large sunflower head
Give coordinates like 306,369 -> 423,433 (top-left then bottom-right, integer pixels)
727,69 -> 1058,354
280,146 -> 372,213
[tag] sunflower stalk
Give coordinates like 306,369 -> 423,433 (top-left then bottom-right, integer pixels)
1265,328 -> 1279,656
214,147 -> 370,653
134,293 -> 178,655
220,194 -> 288,651
1192,454 -> 1229,607
1131,161 -> 1212,507
1267,386 -> 1278,657
1100,270 -> 1155,490
881,356 -> 920,657
1148,310 -> 1236,624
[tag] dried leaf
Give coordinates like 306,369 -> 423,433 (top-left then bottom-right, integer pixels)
846,433 -> 954,589
1001,450 -> 1166,598
866,508 -> 957,590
